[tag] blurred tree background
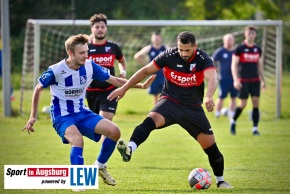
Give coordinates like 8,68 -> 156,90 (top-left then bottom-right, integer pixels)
4,0 -> 290,81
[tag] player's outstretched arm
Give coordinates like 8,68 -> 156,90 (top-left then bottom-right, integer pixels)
109,74 -> 156,89
107,61 -> 158,101
22,83 -> 44,134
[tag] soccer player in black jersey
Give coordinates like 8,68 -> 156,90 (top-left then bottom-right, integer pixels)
231,26 -> 266,136
108,31 -> 234,189
86,13 -> 127,122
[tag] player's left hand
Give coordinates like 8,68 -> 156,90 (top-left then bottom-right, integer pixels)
22,118 -> 36,134
142,74 -> 156,89
107,87 -> 127,101
204,97 -> 215,112
119,70 -> 126,78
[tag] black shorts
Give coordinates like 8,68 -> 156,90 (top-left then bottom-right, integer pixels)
86,88 -> 118,114
238,81 -> 260,99
151,98 -> 213,140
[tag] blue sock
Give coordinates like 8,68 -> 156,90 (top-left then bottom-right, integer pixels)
70,147 -> 84,165
97,138 -> 116,164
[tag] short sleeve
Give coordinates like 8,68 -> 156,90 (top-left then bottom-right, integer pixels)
38,67 -> 56,88
91,61 -> 110,81
234,45 -> 243,56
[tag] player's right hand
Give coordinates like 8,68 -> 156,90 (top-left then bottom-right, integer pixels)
233,80 -> 242,90
22,118 -> 36,134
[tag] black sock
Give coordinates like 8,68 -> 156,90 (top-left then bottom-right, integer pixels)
233,107 -> 243,121
130,117 -> 156,147
204,143 -> 224,177
252,107 -> 259,127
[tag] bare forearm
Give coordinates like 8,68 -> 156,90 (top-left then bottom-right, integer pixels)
206,78 -> 217,98
123,69 -> 151,91
135,57 -> 148,66
114,77 -> 144,88
258,63 -> 265,83
231,56 -> 239,81
30,84 -> 43,118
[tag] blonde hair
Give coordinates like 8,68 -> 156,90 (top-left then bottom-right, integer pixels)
65,34 -> 89,53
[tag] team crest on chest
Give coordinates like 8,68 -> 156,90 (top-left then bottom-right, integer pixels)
190,63 -> 196,71
80,75 -> 87,84
105,47 -> 111,52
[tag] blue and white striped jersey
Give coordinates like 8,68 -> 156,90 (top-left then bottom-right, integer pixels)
38,59 -> 110,116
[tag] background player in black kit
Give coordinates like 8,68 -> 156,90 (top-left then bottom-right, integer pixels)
108,31 -> 234,189
230,26 -> 266,136
86,13 -> 127,122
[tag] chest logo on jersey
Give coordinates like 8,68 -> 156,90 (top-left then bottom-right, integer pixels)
105,47 -> 111,52
65,88 -> 84,98
61,70 -> 67,74
190,63 -> 196,72
89,54 -> 115,67
163,67 -> 205,87
241,53 -> 260,63
80,76 -> 87,84
150,51 -> 156,57
223,53 -> 228,59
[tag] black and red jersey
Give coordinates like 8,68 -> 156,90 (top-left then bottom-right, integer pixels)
234,41 -> 262,82
153,47 -> 215,106
87,40 -> 124,91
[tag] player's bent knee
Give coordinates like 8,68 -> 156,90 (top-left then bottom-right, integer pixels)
69,135 -> 84,147
106,126 -> 121,141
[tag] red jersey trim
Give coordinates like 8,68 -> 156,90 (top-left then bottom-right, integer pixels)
86,85 -> 116,92
91,40 -> 107,46
187,49 -> 197,62
203,66 -> 216,72
117,55 -> 125,62
239,78 -> 260,82
153,60 -> 162,70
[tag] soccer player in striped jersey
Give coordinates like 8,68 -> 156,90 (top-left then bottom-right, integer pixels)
22,34 -> 155,188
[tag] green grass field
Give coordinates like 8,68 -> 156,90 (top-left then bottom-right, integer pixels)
1,73 -> 290,193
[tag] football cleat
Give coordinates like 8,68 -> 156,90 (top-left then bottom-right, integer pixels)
217,181 -> 234,188
253,130 -> 260,136
99,166 -> 116,186
117,140 -> 132,162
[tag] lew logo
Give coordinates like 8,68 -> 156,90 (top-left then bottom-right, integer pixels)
70,167 -> 98,187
